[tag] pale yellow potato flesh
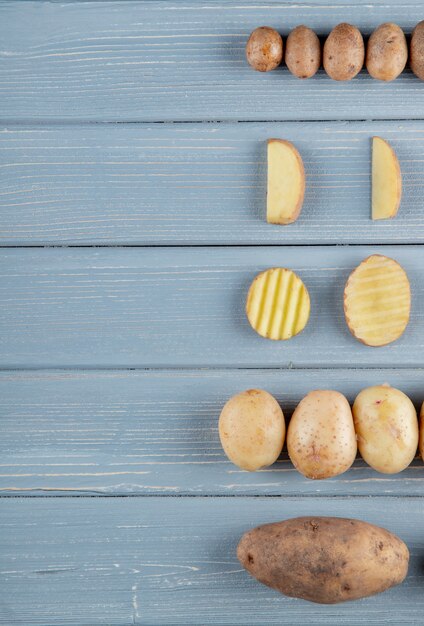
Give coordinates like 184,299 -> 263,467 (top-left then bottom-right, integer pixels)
353,385 -> 418,474
267,139 -> 305,224
344,254 -> 411,347
246,267 -> 310,340
218,389 -> 285,471
372,137 -> 402,220
287,390 -> 357,479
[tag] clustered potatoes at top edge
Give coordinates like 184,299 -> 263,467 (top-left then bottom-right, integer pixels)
246,21 -> 424,81
218,385 -> 422,478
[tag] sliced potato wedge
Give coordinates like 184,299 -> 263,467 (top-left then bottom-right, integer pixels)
246,267 -> 310,340
267,139 -> 305,224
344,254 -> 411,347
372,136 -> 402,220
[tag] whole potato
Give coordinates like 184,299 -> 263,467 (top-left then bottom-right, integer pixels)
218,389 -> 285,471
246,27 -> 283,72
410,21 -> 424,79
420,401 -> 424,460
285,25 -> 321,78
366,23 -> 407,81
237,516 -> 409,604
353,385 -> 418,474
287,390 -> 357,479
323,23 -> 364,80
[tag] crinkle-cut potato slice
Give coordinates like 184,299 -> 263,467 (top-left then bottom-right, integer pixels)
372,137 -> 402,220
344,254 -> 411,347
267,139 -> 305,225
246,267 -> 310,340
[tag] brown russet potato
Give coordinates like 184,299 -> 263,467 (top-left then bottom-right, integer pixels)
353,384 -> 418,474
410,21 -> 424,79
323,23 -> 364,80
246,27 -> 283,72
285,25 -> 321,78
366,23 -> 407,81
237,516 -> 409,604
218,389 -> 285,471
287,390 -> 357,479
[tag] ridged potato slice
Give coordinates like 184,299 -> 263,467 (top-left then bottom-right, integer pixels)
246,267 -> 310,340
267,139 -> 305,224
344,254 -> 411,347
372,137 -> 402,220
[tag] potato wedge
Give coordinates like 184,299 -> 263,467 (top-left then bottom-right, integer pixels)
246,267 -> 310,340
372,137 -> 402,220
344,254 -> 411,347
267,139 -> 305,224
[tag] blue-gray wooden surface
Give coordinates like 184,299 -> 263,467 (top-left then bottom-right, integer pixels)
2,1 -> 424,624
3,121 -> 424,246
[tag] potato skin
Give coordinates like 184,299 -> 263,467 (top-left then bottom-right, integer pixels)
323,23 -> 364,80
410,21 -> 424,80
353,385 -> 418,474
237,516 -> 409,604
366,23 -> 407,81
218,389 -> 285,471
287,390 -> 357,479
246,27 -> 283,72
285,25 -> 321,78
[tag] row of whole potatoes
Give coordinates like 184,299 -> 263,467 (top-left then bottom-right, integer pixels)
246,21 -> 424,81
219,385 -> 422,477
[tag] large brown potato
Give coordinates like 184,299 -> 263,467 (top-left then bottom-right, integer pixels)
219,389 -> 285,471
246,27 -> 283,72
237,516 -> 409,604
410,21 -> 424,80
285,25 -> 321,78
323,23 -> 364,80
366,23 -> 407,81
287,390 -> 357,479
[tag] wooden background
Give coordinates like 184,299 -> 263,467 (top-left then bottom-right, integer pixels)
1,1 -> 424,624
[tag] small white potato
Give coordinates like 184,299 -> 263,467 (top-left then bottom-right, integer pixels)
219,389 -> 285,471
353,385 -> 418,474
287,390 -> 357,479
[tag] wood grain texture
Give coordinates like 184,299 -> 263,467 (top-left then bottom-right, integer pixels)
1,368 -> 424,496
0,245 -> 423,368
3,1 -> 424,122
3,121 -> 424,245
1,496 -> 424,625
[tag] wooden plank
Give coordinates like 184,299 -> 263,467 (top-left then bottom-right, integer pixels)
1,496 -> 424,625
0,246 -> 423,368
1,368 -> 423,496
3,121 -> 424,245
2,1 -> 424,122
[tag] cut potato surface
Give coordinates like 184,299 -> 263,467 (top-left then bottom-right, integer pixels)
267,139 -> 305,224
246,267 -> 310,340
372,137 -> 402,220
344,255 -> 411,347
